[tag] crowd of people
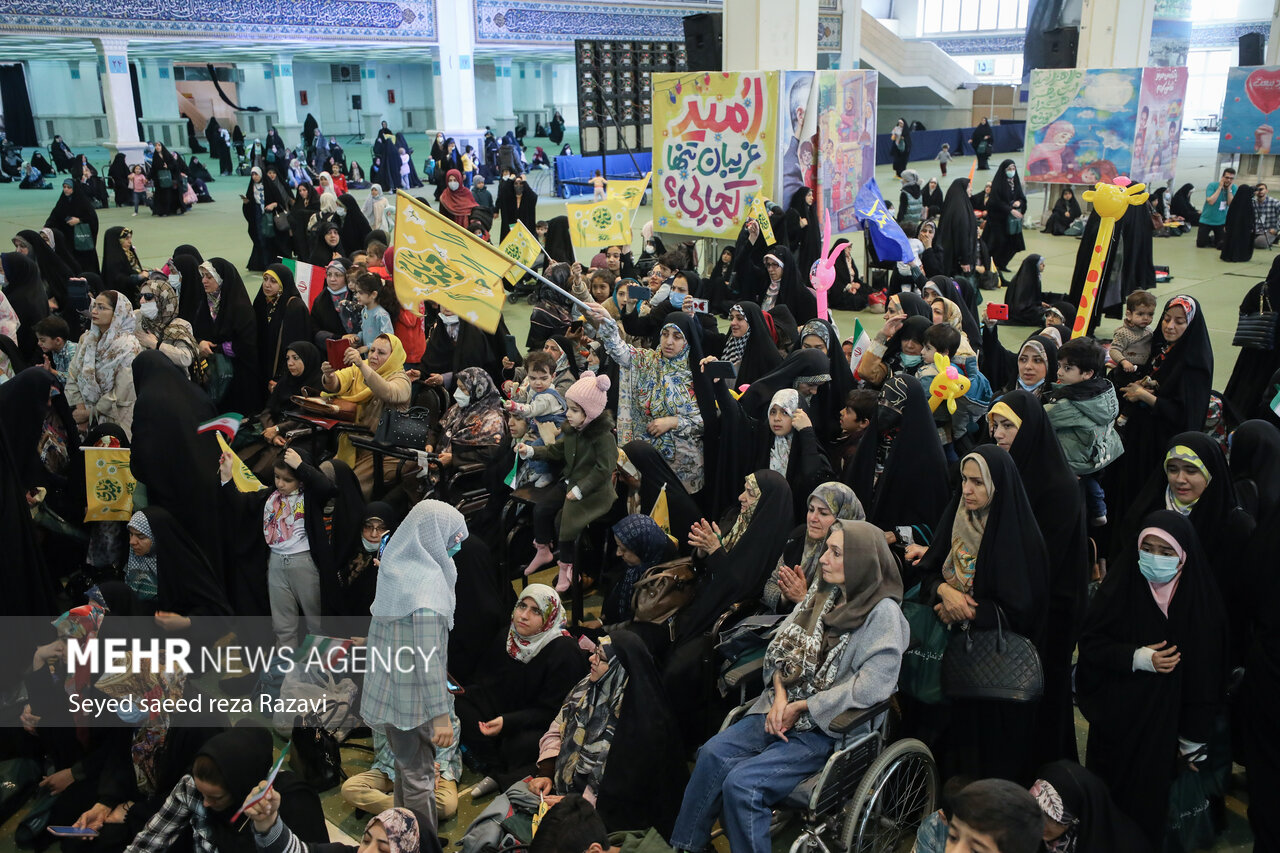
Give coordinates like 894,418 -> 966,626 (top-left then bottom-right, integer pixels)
3,117 -> 1280,853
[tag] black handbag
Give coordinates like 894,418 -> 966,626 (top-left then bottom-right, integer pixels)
941,605 -> 1043,703
155,168 -> 172,189
289,701 -> 349,792
1232,285 -> 1276,350
374,406 -> 430,448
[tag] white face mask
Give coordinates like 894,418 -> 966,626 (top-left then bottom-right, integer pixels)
168,272 -> 180,288
1006,169 -> 1016,178
139,301 -> 159,319
441,314 -> 460,325
448,181 -> 460,191
454,389 -> 470,407
361,537 -> 382,553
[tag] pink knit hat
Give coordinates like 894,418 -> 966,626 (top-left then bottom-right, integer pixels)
565,370 -> 611,424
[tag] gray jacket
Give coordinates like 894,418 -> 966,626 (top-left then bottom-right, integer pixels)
747,597 -> 909,738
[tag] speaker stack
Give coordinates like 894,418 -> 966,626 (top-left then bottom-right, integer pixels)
574,38 -> 687,157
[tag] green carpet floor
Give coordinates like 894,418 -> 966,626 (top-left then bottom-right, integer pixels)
0,128 -> 1262,851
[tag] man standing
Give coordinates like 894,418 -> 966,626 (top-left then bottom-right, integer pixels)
1197,167 -> 1235,249
1254,183 -> 1280,248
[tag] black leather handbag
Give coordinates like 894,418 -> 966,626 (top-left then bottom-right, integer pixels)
1232,285 -> 1276,350
374,406 -> 430,448
289,701 -> 349,792
941,605 -> 1042,703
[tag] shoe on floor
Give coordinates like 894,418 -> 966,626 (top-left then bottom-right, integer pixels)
470,776 -> 498,798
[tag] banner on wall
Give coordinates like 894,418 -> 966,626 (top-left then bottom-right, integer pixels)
814,70 -> 879,234
653,71 -> 779,239
1218,65 -> 1280,154
1024,67 -> 1186,185
777,71 -> 817,210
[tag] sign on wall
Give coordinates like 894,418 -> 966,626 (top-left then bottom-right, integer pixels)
1218,65 -> 1280,155
814,69 -> 878,234
1024,67 -> 1186,185
653,71 -> 778,239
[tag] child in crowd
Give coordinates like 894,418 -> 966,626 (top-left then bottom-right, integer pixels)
944,780 -> 1045,853
398,146 -> 411,188
505,350 -> 567,491
1044,337 -> 1124,526
833,388 -> 877,472
128,164 -> 148,215
517,371 -> 617,592
461,145 -> 476,187
34,315 -> 75,379
220,446 -> 333,650
919,323 -> 988,458
1109,289 -> 1157,376
935,142 -> 952,177
352,272 -> 395,354
591,170 -> 606,201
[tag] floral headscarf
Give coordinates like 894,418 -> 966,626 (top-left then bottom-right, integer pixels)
942,451 -> 995,594
138,279 -> 198,364
77,291 -> 142,403
369,808 -> 419,853
439,367 -> 506,449
52,603 -> 106,695
506,583 -> 571,663
95,653 -> 187,795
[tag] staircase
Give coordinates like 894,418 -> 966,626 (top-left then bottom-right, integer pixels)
858,11 -> 975,108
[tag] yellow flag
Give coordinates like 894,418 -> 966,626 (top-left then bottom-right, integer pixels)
393,191 -> 512,333
84,447 -> 135,522
217,433 -> 266,493
566,197 -> 632,249
649,483 -> 678,546
749,196 -> 777,246
606,172 -> 652,210
498,220 -> 543,286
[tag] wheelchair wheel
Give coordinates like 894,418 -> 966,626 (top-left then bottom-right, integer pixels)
839,738 -> 936,853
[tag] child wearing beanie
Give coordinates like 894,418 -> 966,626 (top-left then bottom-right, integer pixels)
516,371 -> 618,592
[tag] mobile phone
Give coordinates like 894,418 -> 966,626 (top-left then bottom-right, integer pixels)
987,303 -> 1009,321
378,531 -> 391,560
568,319 -> 584,334
685,297 -> 709,314
48,827 -> 100,838
627,285 -> 651,302
703,360 -> 737,380
503,334 -> 521,363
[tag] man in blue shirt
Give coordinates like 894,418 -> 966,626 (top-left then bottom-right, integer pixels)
1197,167 -> 1235,249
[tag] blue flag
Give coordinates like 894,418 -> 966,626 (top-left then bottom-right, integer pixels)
853,178 -> 915,263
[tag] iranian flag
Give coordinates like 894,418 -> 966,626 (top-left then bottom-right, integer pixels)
197,414 -> 244,441
847,319 -> 872,380
281,258 -> 326,309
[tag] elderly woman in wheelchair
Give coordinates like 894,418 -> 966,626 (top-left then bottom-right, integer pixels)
669,520 -> 909,853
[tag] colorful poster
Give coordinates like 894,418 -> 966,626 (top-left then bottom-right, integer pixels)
1218,65 -> 1280,154
814,70 -> 878,234
776,71 -> 817,209
653,71 -> 778,239
1025,67 -> 1185,185
1132,67 -> 1187,184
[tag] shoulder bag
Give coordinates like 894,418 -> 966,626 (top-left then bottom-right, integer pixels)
631,558 -> 698,625
900,584 -> 950,705
1007,215 -> 1024,235
941,604 -> 1042,703
1232,284 -> 1276,350
373,406 -> 430,448
290,391 -> 358,423
289,699 -> 350,792
155,168 -> 172,189
72,222 -> 94,252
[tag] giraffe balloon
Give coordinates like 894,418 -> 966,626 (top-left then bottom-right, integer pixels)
809,209 -> 844,320
1071,177 -> 1149,339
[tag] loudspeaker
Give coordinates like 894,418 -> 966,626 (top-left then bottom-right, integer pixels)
683,13 -> 722,72
1042,27 -> 1079,69
1239,33 -> 1265,67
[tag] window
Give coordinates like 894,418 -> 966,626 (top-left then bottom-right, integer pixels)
920,0 -> 1028,34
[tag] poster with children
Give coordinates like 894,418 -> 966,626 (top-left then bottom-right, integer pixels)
1218,65 -> 1280,155
1131,67 -> 1187,184
776,71 -> 817,209
653,71 -> 779,239
814,69 -> 879,234
1024,67 -> 1184,184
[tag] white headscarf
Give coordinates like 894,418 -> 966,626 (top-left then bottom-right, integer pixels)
768,389 -> 800,475
506,584 -> 570,663
370,500 -> 467,625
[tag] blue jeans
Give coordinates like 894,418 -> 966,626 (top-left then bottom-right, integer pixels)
1081,473 -> 1106,520
670,715 -> 835,853
132,189 -> 146,213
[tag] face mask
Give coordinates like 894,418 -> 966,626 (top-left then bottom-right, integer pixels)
362,537 -> 382,553
116,703 -> 149,725
644,242 -> 655,253
139,301 -> 159,319
899,353 -> 922,368
448,181 -> 460,191
447,543 -> 462,556
877,405 -> 902,431
1006,169 -> 1016,178
168,272 -> 180,288
1137,550 -> 1181,584
454,389 -> 470,407
669,291 -> 686,308
441,314 -> 460,325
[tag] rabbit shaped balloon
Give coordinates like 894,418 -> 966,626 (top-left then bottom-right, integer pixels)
808,208 -> 846,320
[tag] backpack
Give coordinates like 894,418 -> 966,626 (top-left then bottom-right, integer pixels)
902,192 -> 923,225
631,559 -> 697,625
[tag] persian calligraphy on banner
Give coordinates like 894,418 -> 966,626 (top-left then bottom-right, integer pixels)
84,447 -> 135,522
567,197 -> 633,248
653,71 -> 778,239
748,196 -> 777,245
814,70 -> 878,234
606,172 -> 652,210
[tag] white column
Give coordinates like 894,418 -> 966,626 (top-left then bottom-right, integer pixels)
434,0 -> 478,131
360,61 -> 393,142
493,57 -> 515,131
723,0 -> 819,71
1075,0 -> 1155,69
839,0 -> 862,69
1268,0 -> 1280,64
136,57 -> 187,151
272,54 -> 302,147
93,37 -> 146,161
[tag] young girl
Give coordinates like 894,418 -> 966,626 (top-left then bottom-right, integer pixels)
351,272 -> 395,354
398,147 -> 411,189
517,371 -> 617,592
128,164 -> 148,215
505,350 -> 567,492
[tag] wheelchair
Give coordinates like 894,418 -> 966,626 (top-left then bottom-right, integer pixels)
715,697 -> 937,853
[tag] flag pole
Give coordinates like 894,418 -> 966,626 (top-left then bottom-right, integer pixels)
504,255 -> 597,316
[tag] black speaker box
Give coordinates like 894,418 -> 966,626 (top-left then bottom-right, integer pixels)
1042,27 -> 1079,70
683,13 -> 722,72
1239,32 -> 1265,67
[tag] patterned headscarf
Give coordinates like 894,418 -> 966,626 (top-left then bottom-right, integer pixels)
721,305 -> 751,365
95,653 -> 187,796
439,367 -> 507,448
506,583 -> 571,663
51,603 -> 106,695
137,279 -> 198,367
369,808 -> 419,853
1167,294 -> 1197,325
769,389 -> 800,474
125,511 -> 159,601
800,320 -> 831,350
721,473 -> 763,552
1164,444 -> 1210,514
77,290 -> 142,403
552,635 -> 628,797
943,451 -> 995,594
763,482 -> 865,608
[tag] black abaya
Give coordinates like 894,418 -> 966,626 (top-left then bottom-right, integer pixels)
253,263 -> 312,382
937,178 -> 979,276
1224,263 -> 1280,420
1220,183 -> 1255,263
1001,254 -> 1046,326
191,259 -> 263,417
1067,204 -> 1155,332
45,184 -> 100,274
981,160 -> 1027,271
0,252 -> 49,363
1042,192 -> 1081,236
